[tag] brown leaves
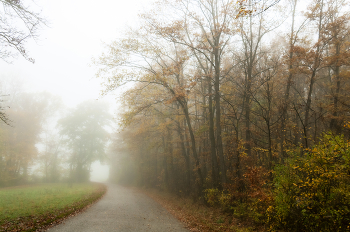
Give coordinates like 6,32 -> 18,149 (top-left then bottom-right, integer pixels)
236,0 -> 255,19
139,187 -> 248,232
157,20 -> 185,41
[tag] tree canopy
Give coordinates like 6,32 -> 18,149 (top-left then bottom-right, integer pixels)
59,100 -> 111,182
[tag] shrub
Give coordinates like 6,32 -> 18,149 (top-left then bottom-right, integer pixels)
204,188 -> 220,206
204,166 -> 273,224
270,133 -> 350,231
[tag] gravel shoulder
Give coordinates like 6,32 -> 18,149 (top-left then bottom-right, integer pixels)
47,184 -> 189,232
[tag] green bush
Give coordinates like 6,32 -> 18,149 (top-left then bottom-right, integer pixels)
270,133 -> 350,231
204,188 -> 232,207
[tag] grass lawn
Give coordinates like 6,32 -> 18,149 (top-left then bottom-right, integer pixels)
0,182 -> 106,231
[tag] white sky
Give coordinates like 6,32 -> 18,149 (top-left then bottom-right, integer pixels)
0,0 -> 155,106
0,0 -> 155,182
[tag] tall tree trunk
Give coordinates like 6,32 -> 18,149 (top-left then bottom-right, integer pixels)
162,136 -> 169,189
180,101 -> 204,193
167,128 -> 176,191
280,0 -> 297,161
154,147 -> 158,187
208,74 -> 219,187
177,123 -> 191,193
303,0 -> 324,149
244,5 -> 254,158
330,33 -> 341,134
214,45 -> 227,184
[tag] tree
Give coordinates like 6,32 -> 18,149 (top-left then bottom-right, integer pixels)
59,100 -> 111,182
279,0 -> 304,159
0,95 -> 10,125
38,132 -> 63,183
0,0 -> 46,63
0,92 -> 56,186
323,0 -> 350,133
100,0 -> 350,212
95,19 -> 207,191
0,0 -> 46,125
36,93 -> 65,182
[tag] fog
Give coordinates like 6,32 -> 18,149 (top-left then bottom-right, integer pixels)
0,0 -> 312,187
0,0 -> 155,106
2,1 -> 350,231
0,0 -> 154,186
90,161 -> 110,183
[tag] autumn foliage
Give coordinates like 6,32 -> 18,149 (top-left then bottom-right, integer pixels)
270,133 -> 350,231
96,0 -> 350,230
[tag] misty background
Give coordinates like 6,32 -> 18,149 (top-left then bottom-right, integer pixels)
0,0 -> 154,184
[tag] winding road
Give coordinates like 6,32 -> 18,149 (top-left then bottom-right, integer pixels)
47,184 -> 189,232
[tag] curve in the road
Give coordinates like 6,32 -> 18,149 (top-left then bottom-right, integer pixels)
47,184 -> 189,232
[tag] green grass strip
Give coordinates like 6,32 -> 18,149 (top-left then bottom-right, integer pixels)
0,182 -> 106,232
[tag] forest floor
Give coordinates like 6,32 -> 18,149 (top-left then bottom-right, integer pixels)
138,187 -> 263,232
0,182 -> 106,232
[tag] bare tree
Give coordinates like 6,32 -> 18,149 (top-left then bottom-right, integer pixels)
0,0 -> 46,63
0,0 -> 46,125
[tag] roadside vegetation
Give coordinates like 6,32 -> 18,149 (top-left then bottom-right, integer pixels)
139,133 -> 350,231
0,183 -> 106,232
141,187 -> 256,232
100,0 -> 350,231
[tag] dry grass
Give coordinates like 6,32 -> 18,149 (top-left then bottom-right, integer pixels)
137,188 -> 256,232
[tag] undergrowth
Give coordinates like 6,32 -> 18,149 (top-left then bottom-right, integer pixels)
139,187 -> 259,232
140,133 -> 350,232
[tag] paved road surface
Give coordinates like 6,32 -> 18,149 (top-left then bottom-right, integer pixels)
47,184 -> 189,232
